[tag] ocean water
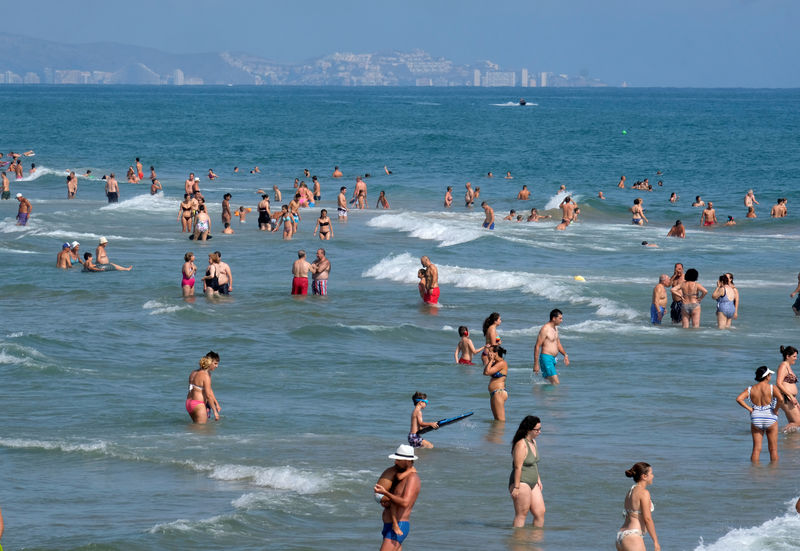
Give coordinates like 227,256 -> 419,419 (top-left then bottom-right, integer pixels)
2,85 -> 800,550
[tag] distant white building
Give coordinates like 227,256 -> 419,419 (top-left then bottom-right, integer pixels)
473,69 -> 481,87
415,78 -> 433,86
23,72 -> 40,84
482,71 -> 516,87
540,72 -> 548,87
521,68 -> 528,88
173,69 -> 185,86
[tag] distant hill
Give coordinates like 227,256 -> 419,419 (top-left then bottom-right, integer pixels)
0,33 -> 608,87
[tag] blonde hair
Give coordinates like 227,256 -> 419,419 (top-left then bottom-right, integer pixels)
198,356 -> 214,370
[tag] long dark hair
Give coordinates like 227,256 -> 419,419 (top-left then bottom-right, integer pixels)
780,345 -> 798,360
483,312 -> 500,335
511,415 -> 541,451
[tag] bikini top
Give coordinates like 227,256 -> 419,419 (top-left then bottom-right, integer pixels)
188,383 -> 204,391
319,220 -> 330,226
785,371 -> 798,384
491,370 -> 506,379
624,486 -> 654,517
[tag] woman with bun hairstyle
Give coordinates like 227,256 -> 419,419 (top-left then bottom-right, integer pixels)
616,462 -> 659,551
509,415 -> 544,527
484,345 -> 508,421
736,365 -> 783,463
775,345 -> 800,432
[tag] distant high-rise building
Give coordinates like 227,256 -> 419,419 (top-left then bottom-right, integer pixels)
482,71 -> 516,87
173,69 -> 185,86
540,72 -> 548,87
43,67 -> 54,84
23,72 -> 40,84
473,69 -> 481,87
521,68 -> 528,88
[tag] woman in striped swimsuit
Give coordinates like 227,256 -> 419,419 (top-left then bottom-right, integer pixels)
736,366 -> 784,463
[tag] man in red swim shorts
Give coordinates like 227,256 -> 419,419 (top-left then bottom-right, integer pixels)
291,249 -> 311,295
420,256 -> 440,304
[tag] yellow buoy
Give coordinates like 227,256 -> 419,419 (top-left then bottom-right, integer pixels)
574,275 -> 585,282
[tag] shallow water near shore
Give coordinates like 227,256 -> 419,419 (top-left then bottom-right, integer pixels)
2,86 -> 800,550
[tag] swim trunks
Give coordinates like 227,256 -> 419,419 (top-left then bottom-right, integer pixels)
538,354 -> 558,378
408,432 -> 423,448
458,358 -> 475,365
482,221 -> 495,230
138,171 -> 144,180
95,263 -> 113,272
291,276 -> 309,295
650,304 -> 665,324
423,287 -> 440,304
312,279 -> 327,296
292,214 -> 299,223
793,296 -> 800,311
337,207 -> 348,217
703,220 -> 714,226
314,194 -> 321,201
670,300 -> 683,323
1,190 -> 9,200
107,191 -> 119,203
16,212 -> 28,225
217,283 -> 230,295
382,521 -> 410,544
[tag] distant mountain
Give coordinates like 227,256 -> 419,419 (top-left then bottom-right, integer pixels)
0,33 -> 608,87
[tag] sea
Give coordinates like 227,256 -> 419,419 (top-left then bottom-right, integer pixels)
2,85 -> 800,550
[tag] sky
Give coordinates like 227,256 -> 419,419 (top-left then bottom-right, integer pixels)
14,0 -> 800,87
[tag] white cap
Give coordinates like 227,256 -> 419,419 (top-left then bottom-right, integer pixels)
15,192 -> 22,198
70,241 -> 80,248
99,236 -> 108,245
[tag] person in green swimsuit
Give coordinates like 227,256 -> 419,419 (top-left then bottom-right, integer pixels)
509,415 -> 544,527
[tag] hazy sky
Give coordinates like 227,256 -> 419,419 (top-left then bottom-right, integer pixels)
16,0 -> 800,87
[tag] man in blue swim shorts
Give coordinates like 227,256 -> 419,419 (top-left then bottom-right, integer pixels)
651,274 -> 669,324
533,308 -> 569,385
374,444 -> 421,550
481,201 -> 495,230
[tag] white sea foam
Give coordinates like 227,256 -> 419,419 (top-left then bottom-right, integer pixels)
15,166 -> 68,182
492,101 -> 538,107
99,192 -> 179,214
544,190 -> 582,210
363,253 -> 639,320
207,464 -> 326,494
149,515 -> 229,535
5,332 -> 23,338
368,212 -> 484,247
231,492 -> 296,510
0,437 -> 108,453
143,300 -> 190,315
0,246 -> 39,254
693,498 -> 800,550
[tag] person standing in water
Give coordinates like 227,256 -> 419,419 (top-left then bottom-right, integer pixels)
533,309 -> 569,384
736,366 -> 783,463
509,415 -> 545,528
374,445 -> 421,551
185,352 -> 221,423
616,462 -> 659,551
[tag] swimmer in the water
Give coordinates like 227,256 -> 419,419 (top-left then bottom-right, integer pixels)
482,202 -> 495,230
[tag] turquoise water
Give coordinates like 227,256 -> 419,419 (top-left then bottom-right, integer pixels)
2,86 -> 800,550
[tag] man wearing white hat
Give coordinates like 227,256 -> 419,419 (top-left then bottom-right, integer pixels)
374,444 -> 420,550
15,192 -> 31,226
93,237 -> 132,271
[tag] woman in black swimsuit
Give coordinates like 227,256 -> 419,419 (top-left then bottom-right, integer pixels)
313,209 -> 334,241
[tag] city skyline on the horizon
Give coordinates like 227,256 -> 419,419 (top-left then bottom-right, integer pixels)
7,0 -> 800,88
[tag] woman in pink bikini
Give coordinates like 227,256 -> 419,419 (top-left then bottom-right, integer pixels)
186,353 -> 221,424
181,252 -> 197,297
